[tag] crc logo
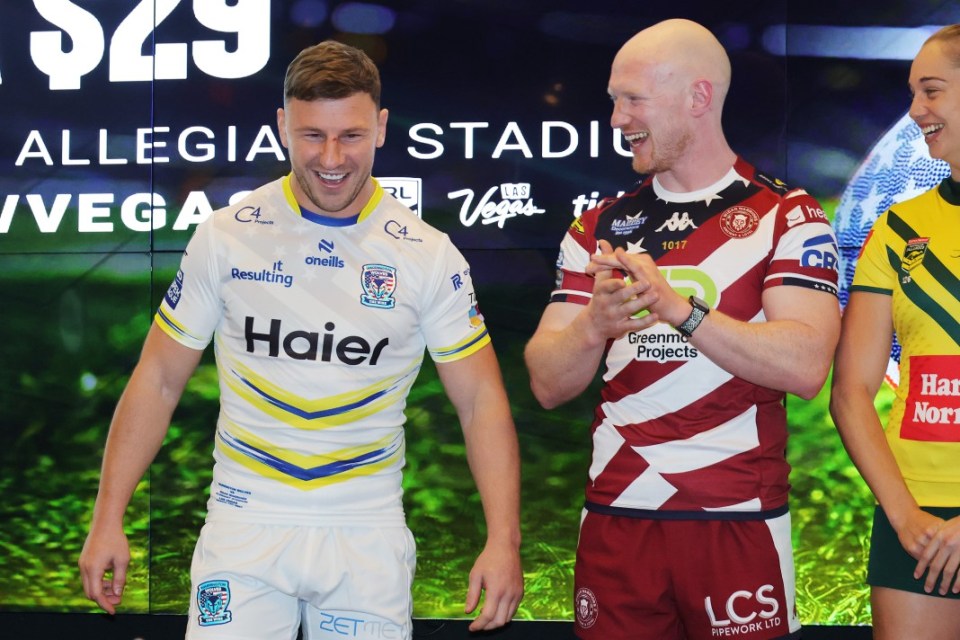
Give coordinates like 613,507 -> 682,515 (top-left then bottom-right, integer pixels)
704,584 -> 780,627
800,233 -> 839,271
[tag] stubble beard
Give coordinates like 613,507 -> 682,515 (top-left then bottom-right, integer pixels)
294,167 -> 371,215
631,128 -> 693,177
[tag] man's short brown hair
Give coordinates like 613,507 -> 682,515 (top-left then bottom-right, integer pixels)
283,40 -> 381,107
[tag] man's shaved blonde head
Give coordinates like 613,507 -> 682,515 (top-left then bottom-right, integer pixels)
613,18 -> 731,108
607,19 -> 737,190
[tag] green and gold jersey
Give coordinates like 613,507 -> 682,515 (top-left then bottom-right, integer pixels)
851,179 -> 960,506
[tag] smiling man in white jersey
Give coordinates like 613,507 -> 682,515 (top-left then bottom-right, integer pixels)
525,19 -> 840,640
79,40 -> 523,640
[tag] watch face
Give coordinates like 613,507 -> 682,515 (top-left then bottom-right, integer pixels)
690,296 -> 709,311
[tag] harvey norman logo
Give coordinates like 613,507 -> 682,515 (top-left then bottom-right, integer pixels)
903,356 -> 960,441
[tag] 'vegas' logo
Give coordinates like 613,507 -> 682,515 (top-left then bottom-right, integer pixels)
447,183 -> 545,229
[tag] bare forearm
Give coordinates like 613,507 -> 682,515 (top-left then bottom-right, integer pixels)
464,416 -> 521,546
91,373 -> 180,528
687,310 -> 835,399
91,326 -> 200,529
830,387 -> 917,524
525,310 -> 606,409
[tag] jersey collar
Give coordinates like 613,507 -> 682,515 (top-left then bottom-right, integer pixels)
281,174 -> 384,226
938,176 -> 960,207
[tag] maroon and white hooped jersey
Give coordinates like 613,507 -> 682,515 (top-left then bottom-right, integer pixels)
551,157 -> 839,517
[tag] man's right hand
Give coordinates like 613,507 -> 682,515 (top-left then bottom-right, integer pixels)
78,526 -> 130,615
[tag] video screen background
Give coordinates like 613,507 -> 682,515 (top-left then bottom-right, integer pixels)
2,0 -> 956,625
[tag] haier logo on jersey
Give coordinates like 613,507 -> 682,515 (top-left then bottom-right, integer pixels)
305,239 -> 345,269
244,317 -> 388,365
800,234 -> 839,271
655,211 -> 697,232
705,584 -> 781,635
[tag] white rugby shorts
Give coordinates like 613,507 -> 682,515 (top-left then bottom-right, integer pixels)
185,521 -> 416,640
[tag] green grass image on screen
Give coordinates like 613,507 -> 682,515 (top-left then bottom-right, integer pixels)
0,271 -> 885,625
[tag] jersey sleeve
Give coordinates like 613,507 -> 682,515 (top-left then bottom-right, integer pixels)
850,211 -> 896,295
154,217 -> 223,350
764,190 -> 840,296
549,215 -> 598,306
421,238 -> 491,363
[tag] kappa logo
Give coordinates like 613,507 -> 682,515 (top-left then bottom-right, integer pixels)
655,211 -> 697,232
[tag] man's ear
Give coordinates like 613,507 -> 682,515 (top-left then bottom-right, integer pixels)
277,107 -> 289,148
377,108 -> 389,147
690,79 -> 713,116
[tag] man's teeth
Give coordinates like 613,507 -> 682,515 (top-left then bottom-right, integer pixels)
624,132 -> 648,143
319,172 -> 346,182
923,124 -> 945,136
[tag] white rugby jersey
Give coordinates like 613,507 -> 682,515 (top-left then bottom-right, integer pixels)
156,176 -> 489,526
551,158 -> 839,517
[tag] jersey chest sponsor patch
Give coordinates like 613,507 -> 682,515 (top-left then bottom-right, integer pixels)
902,355 -> 960,442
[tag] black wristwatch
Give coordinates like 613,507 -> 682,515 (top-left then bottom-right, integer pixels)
676,296 -> 710,337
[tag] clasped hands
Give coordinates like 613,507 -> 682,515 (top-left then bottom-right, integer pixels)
585,239 -> 688,341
